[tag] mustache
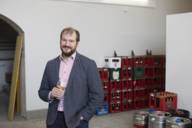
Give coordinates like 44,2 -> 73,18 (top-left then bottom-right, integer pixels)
62,46 -> 72,49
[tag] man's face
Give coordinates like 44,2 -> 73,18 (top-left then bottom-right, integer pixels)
60,32 -> 78,57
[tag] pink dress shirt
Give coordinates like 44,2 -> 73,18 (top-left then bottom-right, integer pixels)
57,52 -> 76,111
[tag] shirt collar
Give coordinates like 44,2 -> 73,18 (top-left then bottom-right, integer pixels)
59,52 -> 76,61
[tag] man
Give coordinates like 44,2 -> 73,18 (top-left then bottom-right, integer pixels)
38,27 -> 104,128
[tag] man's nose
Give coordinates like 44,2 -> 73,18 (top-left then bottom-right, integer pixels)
64,40 -> 71,46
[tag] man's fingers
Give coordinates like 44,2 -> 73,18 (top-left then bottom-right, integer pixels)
56,85 -> 65,90
51,87 -> 64,99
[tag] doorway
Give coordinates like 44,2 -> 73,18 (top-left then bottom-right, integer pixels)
0,14 -> 26,121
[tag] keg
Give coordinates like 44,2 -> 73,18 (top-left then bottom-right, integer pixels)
175,109 -> 190,118
166,117 -> 192,128
133,111 -> 149,128
149,111 -> 171,128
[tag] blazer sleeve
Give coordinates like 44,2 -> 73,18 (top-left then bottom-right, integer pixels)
38,62 -> 50,102
80,60 -> 104,121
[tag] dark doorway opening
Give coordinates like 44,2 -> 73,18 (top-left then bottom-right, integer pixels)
0,14 -> 26,121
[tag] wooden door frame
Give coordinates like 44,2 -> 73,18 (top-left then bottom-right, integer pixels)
0,14 -> 26,119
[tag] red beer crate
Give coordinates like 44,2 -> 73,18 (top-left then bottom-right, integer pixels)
161,67 -> 165,76
121,68 -> 133,80
102,81 -> 109,92
121,57 -> 128,68
160,77 -> 165,86
145,67 -> 154,77
121,90 -> 133,100
121,80 -> 133,100
127,68 -> 133,80
134,79 -> 145,89
149,92 -> 156,109
121,98 -> 134,111
156,67 -> 165,76
121,69 -> 127,80
149,91 -> 177,111
121,80 -> 133,90
109,91 -> 121,102
121,80 -> 127,90
154,67 -> 164,76
134,89 -> 146,99
104,92 -> 109,102
109,100 -> 121,113
133,56 -> 145,66
134,98 -> 148,109
121,57 -> 133,68
153,55 -> 165,67
98,68 -> 109,82
156,91 -> 177,111
145,56 -> 154,66
109,81 -> 121,102
145,78 -> 154,89
153,77 -> 165,91
127,58 -> 134,67
153,77 -> 164,86
109,81 -> 121,92
127,80 -> 133,89
102,81 -> 109,101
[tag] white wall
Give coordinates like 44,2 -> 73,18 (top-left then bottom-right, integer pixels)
166,12 -> 192,117
0,0 -> 192,111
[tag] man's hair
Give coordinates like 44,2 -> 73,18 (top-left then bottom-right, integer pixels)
60,27 -> 80,42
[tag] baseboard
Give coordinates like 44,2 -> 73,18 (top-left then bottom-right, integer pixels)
26,109 -> 47,119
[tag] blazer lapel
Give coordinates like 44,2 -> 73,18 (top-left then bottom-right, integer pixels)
55,56 -> 60,82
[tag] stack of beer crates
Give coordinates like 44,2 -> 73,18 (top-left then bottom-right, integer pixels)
98,56 -> 134,113
97,53 -> 166,114
144,55 -> 166,99
105,57 -> 122,113
133,55 -> 148,109
152,55 -> 165,92
121,56 -> 134,111
97,68 -> 109,115
133,55 -> 165,109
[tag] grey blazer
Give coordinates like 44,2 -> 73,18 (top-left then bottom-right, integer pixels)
38,52 -> 104,128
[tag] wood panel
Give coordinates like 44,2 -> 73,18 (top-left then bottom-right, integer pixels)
8,34 -> 23,121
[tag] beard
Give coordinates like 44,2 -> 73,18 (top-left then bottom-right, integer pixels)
60,46 -> 76,57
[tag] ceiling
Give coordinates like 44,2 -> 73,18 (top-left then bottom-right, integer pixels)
0,19 -> 17,50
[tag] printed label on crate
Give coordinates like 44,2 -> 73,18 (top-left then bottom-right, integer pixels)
109,68 -> 121,81
113,71 -> 120,80
105,57 -> 121,68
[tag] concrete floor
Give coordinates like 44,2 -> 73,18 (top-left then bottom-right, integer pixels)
0,91 -> 9,121
0,92 -> 135,128
0,111 -> 135,128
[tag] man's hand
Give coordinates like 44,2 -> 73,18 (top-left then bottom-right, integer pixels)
51,86 -> 65,99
